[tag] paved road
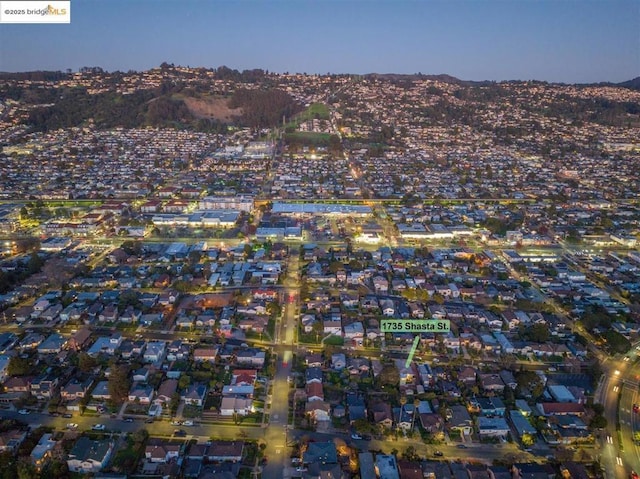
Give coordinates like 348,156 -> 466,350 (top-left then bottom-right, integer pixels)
262,248 -> 300,479
597,347 -> 640,479
0,409 -> 267,441
288,429 -> 535,466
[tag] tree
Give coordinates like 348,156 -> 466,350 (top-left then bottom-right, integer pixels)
77,352 -> 98,373
590,415 -> 607,429
602,330 -> 631,355
7,356 -> 34,376
41,460 -> 70,479
401,445 -> 420,461
266,301 -> 282,319
26,252 -> 44,275
169,392 -> 181,414
121,240 -> 142,256
515,370 -> 544,398
377,364 -> 400,387
328,260 -> 343,274
592,403 -> 605,416
118,289 -> 141,312
178,374 -> 191,390
0,451 -> 17,479
173,280 -> 192,294
131,428 -> 149,445
188,250 -> 202,264
41,257 -> 76,289
526,323 -> 550,343
16,459 -> 37,479
108,364 -> 131,404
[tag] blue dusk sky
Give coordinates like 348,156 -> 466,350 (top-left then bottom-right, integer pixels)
0,0 -> 638,83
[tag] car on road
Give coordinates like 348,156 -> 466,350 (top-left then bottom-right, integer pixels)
66,423 -> 78,430
123,418 -> 133,423
183,420 -> 194,426
171,420 -> 182,426
434,451 -> 444,457
17,409 -> 29,415
173,429 -> 187,437
92,424 -> 105,431
63,413 -> 73,418
351,433 -> 362,440
296,467 -> 307,472
456,444 -> 468,449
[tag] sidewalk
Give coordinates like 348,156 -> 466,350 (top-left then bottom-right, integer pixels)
117,401 -> 128,419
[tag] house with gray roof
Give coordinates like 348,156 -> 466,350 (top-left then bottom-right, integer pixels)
302,441 -> 337,465
67,437 -> 114,473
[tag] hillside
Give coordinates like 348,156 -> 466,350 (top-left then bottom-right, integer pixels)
181,96 -> 243,122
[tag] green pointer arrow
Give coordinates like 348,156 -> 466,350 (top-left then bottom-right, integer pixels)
405,335 -> 421,368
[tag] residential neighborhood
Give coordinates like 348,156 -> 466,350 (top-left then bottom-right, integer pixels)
0,66 -> 638,478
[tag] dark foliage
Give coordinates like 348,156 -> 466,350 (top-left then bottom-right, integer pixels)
616,76 -> 640,91
214,66 -> 267,83
229,88 -> 302,129
0,70 -> 69,82
0,252 -> 44,294
26,87 -> 194,131
146,96 -> 192,125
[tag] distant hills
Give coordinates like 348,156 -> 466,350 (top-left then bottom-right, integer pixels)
365,72 -> 640,91
364,73 -> 493,87
0,68 -> 638,90
0,66 -> 638,134
617,76 -> 640,90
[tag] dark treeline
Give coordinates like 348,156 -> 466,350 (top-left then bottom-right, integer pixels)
146,96 -> 192,124
229,88 -> 302,129
26,87 -> 196,131
26,86 -> 300,132
535,94 -> 640,125
0,70 -> 69,81
28,88 -> 151,130
215,66 -> 268,83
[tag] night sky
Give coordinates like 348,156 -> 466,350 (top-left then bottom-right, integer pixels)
1,0 -> 638,83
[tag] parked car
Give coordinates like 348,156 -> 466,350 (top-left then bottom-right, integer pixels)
17,409 -> 29,415
173,429 -> 187,437
92,424 -> 105,431
183,420 -> 194,426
